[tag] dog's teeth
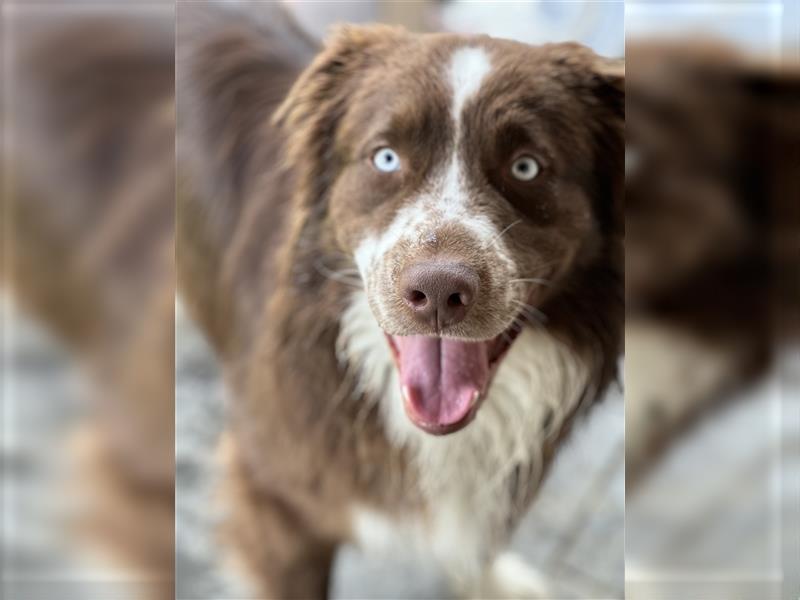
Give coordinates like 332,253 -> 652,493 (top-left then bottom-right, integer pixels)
401,385 -> 412,404
471,391 -> 481,407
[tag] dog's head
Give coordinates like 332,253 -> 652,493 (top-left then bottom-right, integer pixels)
276,26 -> 623,435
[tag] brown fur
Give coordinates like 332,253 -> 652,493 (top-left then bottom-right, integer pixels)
178,5 -> 623,597
0,3 -> 625,597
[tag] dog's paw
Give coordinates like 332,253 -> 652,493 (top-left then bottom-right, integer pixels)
469,552 -> 551,600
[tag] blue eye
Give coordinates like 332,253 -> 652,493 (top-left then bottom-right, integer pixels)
510,155 -> 539,181
372,147 -> 401,173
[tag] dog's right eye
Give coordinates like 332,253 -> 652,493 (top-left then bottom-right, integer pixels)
510,155 -> 539,181
372,147 -> 401,173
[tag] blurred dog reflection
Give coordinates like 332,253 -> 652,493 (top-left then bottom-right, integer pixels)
2,9 -> 175,599
625,41 -> 800,484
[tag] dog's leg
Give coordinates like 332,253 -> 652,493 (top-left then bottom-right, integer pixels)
464,552 -> 550,600
440,544 -> 549,600
218,435 -> 337,600
429,498 -> 551,599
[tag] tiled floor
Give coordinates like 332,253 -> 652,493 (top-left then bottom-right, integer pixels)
626,363 -> 800,600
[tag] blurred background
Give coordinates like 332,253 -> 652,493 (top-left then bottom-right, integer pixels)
2,3 -> 175,599
625,1 -> 799,599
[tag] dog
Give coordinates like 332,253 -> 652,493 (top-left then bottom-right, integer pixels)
177,4 -> 623,598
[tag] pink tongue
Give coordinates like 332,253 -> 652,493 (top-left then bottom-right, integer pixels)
394,336 -> 489,427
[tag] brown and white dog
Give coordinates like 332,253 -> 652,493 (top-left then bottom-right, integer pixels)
178,4 -> 623,598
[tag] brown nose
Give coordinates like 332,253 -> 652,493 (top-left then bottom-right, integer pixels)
399,261 -> 479,330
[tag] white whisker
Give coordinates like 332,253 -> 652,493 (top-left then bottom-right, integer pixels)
486,219 -> 522,249
509,277 -> 551,287
314,259 -> 364,289
510,298 -> 548,325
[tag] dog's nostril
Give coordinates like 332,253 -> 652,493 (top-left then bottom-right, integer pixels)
447,293 -> 464,307
408,290 -> 427,307
399,261 -> 479,328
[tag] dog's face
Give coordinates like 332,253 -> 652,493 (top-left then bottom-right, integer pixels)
277,27 -> 622,435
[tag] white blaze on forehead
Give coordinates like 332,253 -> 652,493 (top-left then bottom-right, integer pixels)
429,46 -> 493,246
448,46 -> 492,123
442,46 -> 491,215
353,45 -> 507,289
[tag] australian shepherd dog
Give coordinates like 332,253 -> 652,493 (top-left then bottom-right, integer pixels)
178,4 -> 623,598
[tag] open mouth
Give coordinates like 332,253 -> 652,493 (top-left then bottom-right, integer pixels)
385,325 -> 521,435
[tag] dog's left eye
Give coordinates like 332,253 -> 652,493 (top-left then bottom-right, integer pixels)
510,155 -> 539,181
372,147 -> 401,173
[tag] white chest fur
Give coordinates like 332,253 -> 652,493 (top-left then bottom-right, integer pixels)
337,290 -> 590,582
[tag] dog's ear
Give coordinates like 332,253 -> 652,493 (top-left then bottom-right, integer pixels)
595,57 -> 624,81
177,3 -> 322,345
588,55 -> 625,239
178,2 -> 319,204
548,44 -> 624,238
591,56 -> 625,118
273,24 -> 409,181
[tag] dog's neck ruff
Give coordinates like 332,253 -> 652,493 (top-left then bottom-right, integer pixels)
337,289 -> 590,569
